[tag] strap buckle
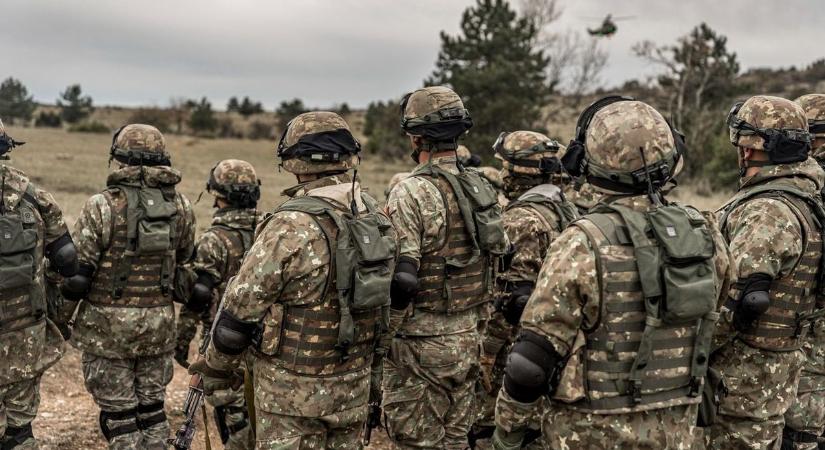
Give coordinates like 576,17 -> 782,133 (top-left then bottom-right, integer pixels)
628,380 -> 643,404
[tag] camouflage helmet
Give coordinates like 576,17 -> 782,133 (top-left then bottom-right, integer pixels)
727,96 -> 810,164
277,111 -> 360,175
0,118 -> 25,160
562,97 -> 679,193
494,130 -> 564,177
794,94 -> 825,139
207,159 -> 261,207
110,124 -> 170,166
400,86 -> 473,150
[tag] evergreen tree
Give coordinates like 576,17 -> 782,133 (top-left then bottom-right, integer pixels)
275,98 -> 307,130
364,99 -> 408,159
428,0 -> 551,155
0,78 -> 37,124
189,97 -> 217,135
227,97 -> 240,112
57,84 -> 94,124
238,96 -> 264,117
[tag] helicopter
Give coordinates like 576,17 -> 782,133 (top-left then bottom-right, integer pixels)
586,14 -> 636,38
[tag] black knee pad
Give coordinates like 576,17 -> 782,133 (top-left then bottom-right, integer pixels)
2,424 -> 34,450
99,408 -> 138,441
136,402 -> 167,430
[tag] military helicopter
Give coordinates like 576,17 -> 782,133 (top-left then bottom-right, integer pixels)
586,14 -> 636,38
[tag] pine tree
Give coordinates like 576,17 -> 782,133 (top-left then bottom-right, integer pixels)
428,0 -> 551,156
57,84 -> 94,124
0,78 -> 37,124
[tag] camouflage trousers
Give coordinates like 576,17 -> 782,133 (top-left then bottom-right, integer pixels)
173,306 -> 210,368
541,402 -> 700,450
255,405 -> 366,449
382,330 -> 481,449
706,339 -> 806,450
473,314 -> 542,450
82,352 -> 173,450
207,384 -> 254,450
783,374 -> 825,450
0,376 -> 40,449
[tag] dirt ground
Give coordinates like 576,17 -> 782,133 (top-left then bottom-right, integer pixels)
7,127 -> 729,449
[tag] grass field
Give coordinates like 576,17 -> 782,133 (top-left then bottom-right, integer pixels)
4,126 -> 730,449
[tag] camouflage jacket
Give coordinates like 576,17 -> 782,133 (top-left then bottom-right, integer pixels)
385,155 -> 506,336
205,174 -> 394,417
717,158 -> 825,366
71,165 -> 196,359
0,164 -> 68,386
496,195 -> 732,430
189,207 -> 258,319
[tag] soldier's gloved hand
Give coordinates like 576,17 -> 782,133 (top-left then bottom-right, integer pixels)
732,273 -> 772,332
188,359 -> 243,395
491,426 -> 526,450
501,282 -> 534,326
174,345 -> 190,369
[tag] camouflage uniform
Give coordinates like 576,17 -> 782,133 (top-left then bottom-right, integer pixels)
783,94 -> 825,450
176,159 -> 260,450
65,124 -> 196,450
384,86 -> 507,449
710,97 -> 825,450
494,99 -> 732,450
474,131 -> 578,448
196,112 -> 397,449
0,122 -> 74,449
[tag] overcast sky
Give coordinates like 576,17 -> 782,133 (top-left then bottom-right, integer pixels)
2,0 -> 822,109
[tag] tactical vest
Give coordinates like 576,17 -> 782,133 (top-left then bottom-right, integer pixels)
260,193 -> 395,376
89,184 -> 179,307
719,182 -> 825,351
0,184 -> 46,333
210,224 -> 254,298
412,165 -> 506,314
571,202 -> 718,413
505,191 -> 579,233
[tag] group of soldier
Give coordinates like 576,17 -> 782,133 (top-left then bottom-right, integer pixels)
0,85 -> 824,450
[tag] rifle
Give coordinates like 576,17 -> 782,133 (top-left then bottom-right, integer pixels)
363,400 -> 381,445
168,298 -> 225,450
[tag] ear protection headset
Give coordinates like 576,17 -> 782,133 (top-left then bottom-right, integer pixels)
560,95 -> 684,193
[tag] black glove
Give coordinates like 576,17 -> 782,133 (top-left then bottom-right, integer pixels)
500,281 -> 534,326
174,344 -> 190,369
188,360 -> 243,395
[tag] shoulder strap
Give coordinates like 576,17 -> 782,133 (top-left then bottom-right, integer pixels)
21,183 -> 42,216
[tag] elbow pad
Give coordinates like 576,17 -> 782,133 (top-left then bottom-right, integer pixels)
188,272 -> 216,313
503,330 -> 561,403
212,309 -> 258,356
390,256 -> 419,310
60,263 -> 95,301
733,273 -> 772,331
45,233 -> 79,277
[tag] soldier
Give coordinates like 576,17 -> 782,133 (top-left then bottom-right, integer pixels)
188,111 -> 397,448
60,124 -> 196,450
709,95 -> 825,449
473,131 -> 579,448
0,120 -> 78,449
174,159 -> 260,449
493,97 -> 732,449
383,86 -> 509,449
782,93 -> 825,450
457,144 -> 508,208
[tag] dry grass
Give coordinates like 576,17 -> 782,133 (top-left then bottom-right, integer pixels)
5,127 -> 730,449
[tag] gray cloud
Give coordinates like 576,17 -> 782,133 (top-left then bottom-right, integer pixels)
2,0 -> 822,109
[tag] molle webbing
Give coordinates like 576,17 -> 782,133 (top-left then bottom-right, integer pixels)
0,183 -> 45,333
573,214 -> 705,412
270,211 -> 380,375
212,225 -> 253,295
722,184 -> 824,351
414,174 -> 488,313
88,188 -> 175,307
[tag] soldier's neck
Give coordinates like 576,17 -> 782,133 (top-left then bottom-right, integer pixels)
418,150 -> 455,164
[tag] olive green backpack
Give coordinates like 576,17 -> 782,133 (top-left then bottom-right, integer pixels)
276,192 -> 397,352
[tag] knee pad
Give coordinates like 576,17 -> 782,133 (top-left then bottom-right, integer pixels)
136,402 -> 167,430
99,408 -> 138,441
2,424 -> 34,450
